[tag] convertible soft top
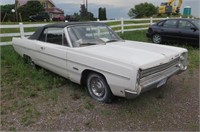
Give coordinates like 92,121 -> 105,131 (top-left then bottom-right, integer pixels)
29,22 -> 106,40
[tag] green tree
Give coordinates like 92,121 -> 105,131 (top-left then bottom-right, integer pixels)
79,4 -> 96,21
0,4 -> 15,22
128,2 -> 157,18
18,1 -> 44,21
98,7 -> 107,20
79,4 -> 88,21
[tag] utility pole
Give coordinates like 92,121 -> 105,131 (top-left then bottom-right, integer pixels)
86,0 -> 88,11
15,0 -> 18,22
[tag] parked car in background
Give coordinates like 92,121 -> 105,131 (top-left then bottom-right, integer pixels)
146,18 -> 199,45
65,15 -> 79,22
52,15 -> 65,21
12,22 -> 188,103
29,12 -> 50,22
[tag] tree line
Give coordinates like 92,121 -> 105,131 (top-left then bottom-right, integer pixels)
1,2 -> 158,22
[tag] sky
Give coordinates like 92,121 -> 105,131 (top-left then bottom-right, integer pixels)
0,0 -> 199,19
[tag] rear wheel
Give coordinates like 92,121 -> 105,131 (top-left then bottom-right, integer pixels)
152,34 -> 162,44
86,73 -> 113,103
23,55 -> 39,69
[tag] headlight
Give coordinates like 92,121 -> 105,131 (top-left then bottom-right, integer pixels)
136,69 -> 141,87
135,69 -> 142,94
180,55 -> 185,61
179,52 -> 188,70
178,63 -> 184,69
136,70 -> 141,84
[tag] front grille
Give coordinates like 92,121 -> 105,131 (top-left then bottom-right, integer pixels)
141,57 -> 180,78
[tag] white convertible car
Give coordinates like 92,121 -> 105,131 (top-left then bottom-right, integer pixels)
12,22 -> 188,103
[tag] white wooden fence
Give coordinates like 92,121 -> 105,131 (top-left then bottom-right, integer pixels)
0,23 -> 49,46
0,17 -> 180,46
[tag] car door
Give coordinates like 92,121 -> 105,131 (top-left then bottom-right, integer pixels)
177,20 -> 199,43
161,19 -> 179,40
35,27 -> 70,79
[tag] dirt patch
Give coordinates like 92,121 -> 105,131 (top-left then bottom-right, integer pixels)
1,68 -> 199,131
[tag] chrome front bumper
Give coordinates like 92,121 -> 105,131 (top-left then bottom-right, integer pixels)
125,66 -> 187,99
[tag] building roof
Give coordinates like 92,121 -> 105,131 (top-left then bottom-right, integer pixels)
48,0 -> 55,6
45,7 -> 64,14
18,0 -> 55,7
17,0 -> 27,6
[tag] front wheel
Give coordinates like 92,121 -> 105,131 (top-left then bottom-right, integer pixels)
152,34 -> 162,44
86,73 -> 113,103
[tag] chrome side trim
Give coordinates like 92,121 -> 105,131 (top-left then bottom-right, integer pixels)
124,90 -> 138,99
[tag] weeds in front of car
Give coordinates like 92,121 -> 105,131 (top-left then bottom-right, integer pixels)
1,46 -> 67,127
84,101 -> 95,110
187,47 -> 199,74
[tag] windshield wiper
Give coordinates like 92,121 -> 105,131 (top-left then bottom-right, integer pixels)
106,39 -> 119,43
80,42 -> 97,46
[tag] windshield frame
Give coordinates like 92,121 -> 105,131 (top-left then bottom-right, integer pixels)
66,24 -> 123,48
191,19 -> 200,29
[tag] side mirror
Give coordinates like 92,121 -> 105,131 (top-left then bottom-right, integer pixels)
191,27 -> 197,32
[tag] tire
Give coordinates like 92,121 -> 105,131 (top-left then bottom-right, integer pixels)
86,73 -> 113,103
23,55 -> 38,69
152,34 -> 162,44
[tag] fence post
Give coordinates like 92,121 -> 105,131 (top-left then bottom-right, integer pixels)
150,17 -> 153,25
19,23 -> 25,38
121,17 -> 124,33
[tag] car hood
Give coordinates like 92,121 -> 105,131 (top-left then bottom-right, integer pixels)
76,40 -> 187,69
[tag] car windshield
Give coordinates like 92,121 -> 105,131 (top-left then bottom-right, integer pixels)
68,24 -> 122,47
192,20 -> 200,29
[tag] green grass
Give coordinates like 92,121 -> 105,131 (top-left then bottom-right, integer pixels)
1,46 -> 66,86
107,20 -> 151,26
100,109 -> 112,116
187,47 -> 199,73
84,101 -> 95,110
1,46 -> 67,125
119,30 -> 148,42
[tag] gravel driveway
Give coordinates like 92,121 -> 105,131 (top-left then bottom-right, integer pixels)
1,68 -> 199,131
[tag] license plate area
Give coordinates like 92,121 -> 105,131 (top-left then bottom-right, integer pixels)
157,78 -> 167,88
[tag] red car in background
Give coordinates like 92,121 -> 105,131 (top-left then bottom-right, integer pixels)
52,15 -> 65,21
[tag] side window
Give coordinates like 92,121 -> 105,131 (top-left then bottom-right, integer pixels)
178,20 -> 194,30
46,28 -> 63,45
157,21 -> 164,26
38,28 -> 48,42
38,28 -> 69,46
163,20 -> 177,28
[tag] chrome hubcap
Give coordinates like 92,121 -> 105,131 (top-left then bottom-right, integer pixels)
153,35 -> 161,43
90,77 -> 105,97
